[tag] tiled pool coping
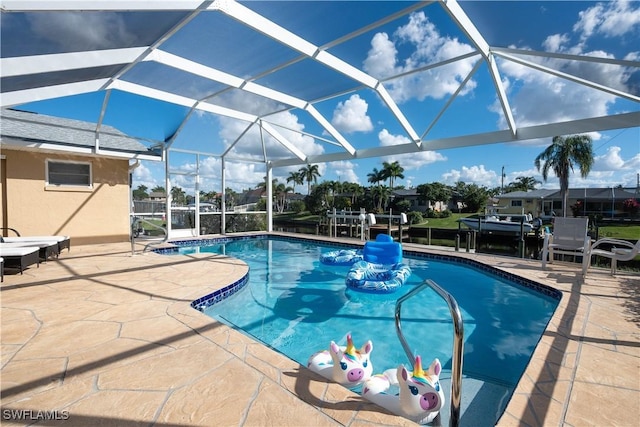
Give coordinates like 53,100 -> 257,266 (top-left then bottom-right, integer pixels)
157,233 -> 562,313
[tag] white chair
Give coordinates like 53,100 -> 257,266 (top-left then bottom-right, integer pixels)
541,217 -> 591,273
582,238 -> 640,276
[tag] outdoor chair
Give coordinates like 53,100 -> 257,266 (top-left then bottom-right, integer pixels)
541,217 -> 591,273
1,228 -> 70,253
0,241 -> 60,261
582,238 -> 640,276
0,246 -> 40,274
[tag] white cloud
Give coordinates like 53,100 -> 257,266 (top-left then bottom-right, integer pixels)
594,146 -> 627,170
28,12 -> 136,50
574,0 -> 640,39
217,91 -> 325,160
132,162 -> 159,189
378,129 -> 447,169
492,1 -> 640,130
441,165 -> 499,187
331,95 -> 374,133
329,160 -> 360,184
364,11 -> 477,103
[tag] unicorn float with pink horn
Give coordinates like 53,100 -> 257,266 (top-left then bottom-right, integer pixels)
307,334 -> 373,388
362,355 -> 445,424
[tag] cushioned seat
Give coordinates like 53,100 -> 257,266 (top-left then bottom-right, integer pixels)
0,246 -> 40,274
0,241 -> 59,261
2,235 -> 71,253
362,234 -> 402,264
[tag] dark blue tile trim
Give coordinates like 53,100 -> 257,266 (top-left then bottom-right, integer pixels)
155,233 -> 562,311
190,272 -> 250,311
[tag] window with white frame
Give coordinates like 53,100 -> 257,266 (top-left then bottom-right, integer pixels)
46,160 -> 92,187
511,200 -> 523,207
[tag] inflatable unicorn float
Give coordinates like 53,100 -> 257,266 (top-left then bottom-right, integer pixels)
362,355 -> 445,425
307,334 -> 374,388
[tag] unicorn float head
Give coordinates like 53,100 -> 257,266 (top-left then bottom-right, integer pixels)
307,334 -> 374,387
362,355 -> 445,425
397,356 -> 444,420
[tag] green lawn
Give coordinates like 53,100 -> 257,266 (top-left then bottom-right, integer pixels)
411,213 -> 469,229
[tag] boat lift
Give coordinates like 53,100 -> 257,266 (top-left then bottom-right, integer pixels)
326,208 -> 407,241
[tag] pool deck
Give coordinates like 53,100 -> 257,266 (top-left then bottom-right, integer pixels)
1,233 -> 638,426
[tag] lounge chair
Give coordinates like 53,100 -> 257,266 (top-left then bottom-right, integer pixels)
541,217 -> 591,273
582,238 -> 640,276
0,246 -> 40,274
0,241 -> 60,261
1,229 -> 70,253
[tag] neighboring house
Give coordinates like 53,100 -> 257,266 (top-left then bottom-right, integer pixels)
495,188 -> 639,219
238,188 -> 265,206
149,191 -> 166,201
391,188 -> 450,212
0,108 -> 162,244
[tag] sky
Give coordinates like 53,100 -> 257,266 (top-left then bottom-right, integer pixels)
10,0 -> 640,196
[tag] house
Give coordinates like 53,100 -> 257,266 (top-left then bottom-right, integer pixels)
495,188 -> 639,219
391,188 -> 451,212
0,108 -> 162,244
149,191 -> 166,201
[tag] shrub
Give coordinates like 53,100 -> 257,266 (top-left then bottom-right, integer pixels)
289,200 -> 306,213
407,211 -> 423,225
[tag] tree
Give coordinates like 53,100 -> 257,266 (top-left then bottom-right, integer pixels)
367,167 -> 385,187
170,186 -> 186,206
286,170 -> 304,194
274,182 -> 293,213
459,183 -> 489,213
224,187 -> 237,210
132,185 -> 148,200
370,185 -> 391,212
535,135 -> 594,217
507,176 -> 541,192
416,182 -> 451,210
151,185 -> 165,194
300,164 -> 321,195
381,161 -> 405,189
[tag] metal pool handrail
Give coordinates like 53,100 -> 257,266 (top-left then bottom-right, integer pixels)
130,215 -> 168,255
395,279 -> 464,427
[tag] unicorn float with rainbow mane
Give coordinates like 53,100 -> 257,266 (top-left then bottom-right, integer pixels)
307,334 -> 373,388
362,355 -> 445,424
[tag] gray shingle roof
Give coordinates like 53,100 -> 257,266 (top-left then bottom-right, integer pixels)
499,188 -> 638,200
0,108 -> 160,157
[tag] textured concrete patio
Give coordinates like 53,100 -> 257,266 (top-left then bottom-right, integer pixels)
1,234 -> 638,426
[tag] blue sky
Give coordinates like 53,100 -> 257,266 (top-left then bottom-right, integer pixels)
12,1 -> 640,195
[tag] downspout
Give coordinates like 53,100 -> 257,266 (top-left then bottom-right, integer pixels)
129,159 -> 140,255
128,160 -> 140,214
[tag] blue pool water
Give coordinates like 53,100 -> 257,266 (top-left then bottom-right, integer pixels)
173,236 -> 560,425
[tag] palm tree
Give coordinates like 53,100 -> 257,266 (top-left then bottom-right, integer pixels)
299,164 -> 321,195
509,176 -> 542,192
381,161 -> 405,189
274,182 -> 293,213
287,171 -> 304,193
367,167 -> 385,187
286,171 -> 304,194
535,134 -> 594,217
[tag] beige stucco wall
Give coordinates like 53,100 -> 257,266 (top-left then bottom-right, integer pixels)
0,148 -> 131,245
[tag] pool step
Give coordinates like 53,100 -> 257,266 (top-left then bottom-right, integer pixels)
437,374 -> 512,427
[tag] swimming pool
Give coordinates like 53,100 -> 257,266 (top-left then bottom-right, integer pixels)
167,235 -> 560,426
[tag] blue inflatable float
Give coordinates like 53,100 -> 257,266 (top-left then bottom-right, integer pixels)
320,249 -> 363,266
346,234 -> 411,293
